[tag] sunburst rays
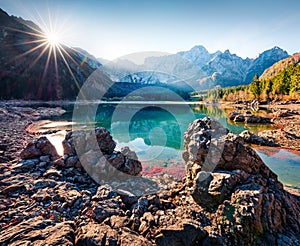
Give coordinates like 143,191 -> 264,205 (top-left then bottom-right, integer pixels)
6,12 -> 87,100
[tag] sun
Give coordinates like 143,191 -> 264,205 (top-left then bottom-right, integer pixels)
12,12 -> 84,93
45,31 -> 60,46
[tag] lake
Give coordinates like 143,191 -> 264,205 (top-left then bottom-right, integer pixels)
30,101 -> 300,190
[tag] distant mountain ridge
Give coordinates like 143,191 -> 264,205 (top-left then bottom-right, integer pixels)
177,45 -> 289,88
177,45 -> 221,68
245,46 -> 289,83
0,7 -> 292,100
259,52 -> 300,81
100,45 -> 289,90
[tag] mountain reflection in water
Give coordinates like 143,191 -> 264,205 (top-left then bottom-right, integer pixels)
28,102 -> 299,188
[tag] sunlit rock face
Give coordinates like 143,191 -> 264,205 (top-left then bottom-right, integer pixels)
0,8 -> 101,100
182,117 -> 300,245
20,136 -> 59,160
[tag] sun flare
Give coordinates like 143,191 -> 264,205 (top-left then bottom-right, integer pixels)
45,31 -> 60,46
10,11 -> 86,95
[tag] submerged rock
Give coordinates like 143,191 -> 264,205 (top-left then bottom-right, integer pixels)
239,129 -> 278,146
228,111 -> 271,123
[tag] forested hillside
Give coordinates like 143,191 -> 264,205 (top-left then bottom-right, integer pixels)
203,53 -> 300,102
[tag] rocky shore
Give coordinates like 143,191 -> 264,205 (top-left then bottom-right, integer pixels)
226,104 -> 300,151
0,105 -> 66,163
0,105 -> 299,245
259,109 -> 300,151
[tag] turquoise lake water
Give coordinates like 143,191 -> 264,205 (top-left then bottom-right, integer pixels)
34,102 -> 300,189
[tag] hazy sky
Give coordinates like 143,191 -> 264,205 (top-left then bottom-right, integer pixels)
0,0 -> 299,60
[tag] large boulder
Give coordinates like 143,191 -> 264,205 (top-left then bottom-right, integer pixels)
62,127 -> 116,157
183,118 -> 276,180
20,136 -> 58,160
182,117 -> 300,245
61,127 -> 142,177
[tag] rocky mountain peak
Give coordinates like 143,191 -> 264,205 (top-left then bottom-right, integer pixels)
260,46 -> 288,58
260,51 -> 300,81
175,44 -> 289,89
191,45 -> 208,51
177,45 -> 213,67
244,46 -> 289,83
0,8 -> 8,17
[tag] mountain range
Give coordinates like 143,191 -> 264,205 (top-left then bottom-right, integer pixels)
0,8 -> 293,100
100,45 -> 289,90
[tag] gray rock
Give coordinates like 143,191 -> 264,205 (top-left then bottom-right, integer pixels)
34,179 -> 57,189
131,197 -> 149,216
92,184 -> 118,201
65,155 -> 80,168
18,158 -> 39,171
191,170 -> 249,209
92,199 -> 123,223
40,155 -> 50,162
121,146 -> 138,160
62,128 -> 142,178
86,127 -> 116,154
183,118 -> 277,180
228,111 -> 271,123
56,187 -> 82,206
62,130 -> 87,156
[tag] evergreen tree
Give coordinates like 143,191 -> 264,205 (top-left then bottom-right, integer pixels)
249,74 -> 261,99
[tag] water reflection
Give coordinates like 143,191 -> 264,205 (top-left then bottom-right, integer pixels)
27,102 -> 299,186
30,102 -> 280,153
256,147 -> 300,189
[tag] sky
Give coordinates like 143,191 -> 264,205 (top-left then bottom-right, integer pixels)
0,0 -> 299,60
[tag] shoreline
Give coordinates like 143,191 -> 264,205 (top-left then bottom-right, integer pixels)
219,101 -> 300,151
0,103 -> 300,244
1,99 -> 299,151
1,102 -> 299,196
